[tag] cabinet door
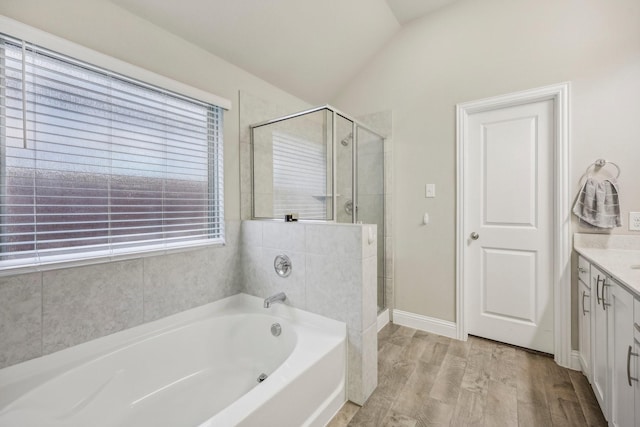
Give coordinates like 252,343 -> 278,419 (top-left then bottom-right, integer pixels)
590,265 -> 609,419
635,297 -> 640,427
634,335 -> 639,427
610,282 -> 634,427
578,255 -> 590,286
578,278 -> 591,379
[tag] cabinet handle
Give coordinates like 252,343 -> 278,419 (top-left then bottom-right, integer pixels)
578,266 -> 587,274
601,279 -> 611,310
582,291 -> 589,315
627,345 -> 639,387
595,276 -> 606,305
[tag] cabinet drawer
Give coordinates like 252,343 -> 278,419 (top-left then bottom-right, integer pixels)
577,256 -> 590,287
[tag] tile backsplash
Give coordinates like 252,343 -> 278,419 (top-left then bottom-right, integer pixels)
0,220 -> 241,369
0,272 -> 42,369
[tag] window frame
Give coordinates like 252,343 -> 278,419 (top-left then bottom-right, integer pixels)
0,27 -> 229,275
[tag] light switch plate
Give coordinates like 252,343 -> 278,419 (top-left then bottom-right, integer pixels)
630,212 -> 640,231
425,184 -> 436,198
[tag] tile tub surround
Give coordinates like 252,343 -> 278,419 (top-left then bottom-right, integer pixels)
239,220 -> 378,405
0,273 -> 42,369
0,220 -> 242,370
574,233 -> 640,296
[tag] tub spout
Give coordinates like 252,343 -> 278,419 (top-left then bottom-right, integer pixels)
264,292 -> 287,308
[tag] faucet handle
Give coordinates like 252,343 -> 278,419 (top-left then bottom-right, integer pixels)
274,254 -> 292,277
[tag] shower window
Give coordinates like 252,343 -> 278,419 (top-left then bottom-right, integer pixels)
272,131 -> 327,218
251,108 -> 333,220
0,33 -> 225,270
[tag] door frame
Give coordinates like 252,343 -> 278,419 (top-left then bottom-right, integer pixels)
455,82 -> 572,368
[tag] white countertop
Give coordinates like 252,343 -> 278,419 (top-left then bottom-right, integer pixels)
574,233 -> 640,298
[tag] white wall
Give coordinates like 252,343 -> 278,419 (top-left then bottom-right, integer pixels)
332,0 -> 640,338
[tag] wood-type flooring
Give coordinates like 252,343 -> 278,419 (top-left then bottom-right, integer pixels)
328,323 -> 607,427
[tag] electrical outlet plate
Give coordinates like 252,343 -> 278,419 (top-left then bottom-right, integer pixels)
629,212 -> 640,231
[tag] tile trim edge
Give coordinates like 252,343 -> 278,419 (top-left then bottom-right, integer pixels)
376,308 -> 389,332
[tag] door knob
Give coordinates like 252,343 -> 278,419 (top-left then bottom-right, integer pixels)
470,232 -> 479,240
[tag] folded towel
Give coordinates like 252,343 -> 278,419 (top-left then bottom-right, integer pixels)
572,177 -> 621,229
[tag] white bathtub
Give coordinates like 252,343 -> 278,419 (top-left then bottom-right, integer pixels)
0,293 -> 347,427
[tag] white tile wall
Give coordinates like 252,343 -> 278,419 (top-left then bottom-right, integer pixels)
239,220 -> 378,404
42,260 -> 144,354
142,246 -> 239,322
263,221 -> 306,252
0,220 -> 242,369
0,273 -> 42,368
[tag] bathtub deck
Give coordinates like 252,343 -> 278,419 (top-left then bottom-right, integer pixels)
328,323 -> 606,427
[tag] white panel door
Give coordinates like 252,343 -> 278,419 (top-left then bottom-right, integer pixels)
465,99 -> 554,353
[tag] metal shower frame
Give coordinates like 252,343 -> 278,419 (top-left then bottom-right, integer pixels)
249,104 -> 386,224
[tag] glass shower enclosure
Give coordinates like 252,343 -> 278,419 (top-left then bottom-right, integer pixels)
250,106 -> 386,312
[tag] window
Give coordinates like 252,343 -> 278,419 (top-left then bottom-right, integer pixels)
0,34 -> 224,270
272,131 -> 328,219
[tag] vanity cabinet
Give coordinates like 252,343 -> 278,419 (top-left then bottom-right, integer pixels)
610,281 -> 635,427
590,264 -> 610,418
580,257 -> 639,426
578,256 -> 591,378
578,255 -> 590,286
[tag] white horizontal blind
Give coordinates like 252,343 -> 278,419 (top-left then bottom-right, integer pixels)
272,131 -> 327,219
0,34 -> 224,269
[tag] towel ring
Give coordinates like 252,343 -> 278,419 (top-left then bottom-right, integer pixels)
584,159 -> 621,179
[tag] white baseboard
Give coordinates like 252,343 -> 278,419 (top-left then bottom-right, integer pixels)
569,350 -> 582,371
392,309 -> 457,339
377,309 -> 390,332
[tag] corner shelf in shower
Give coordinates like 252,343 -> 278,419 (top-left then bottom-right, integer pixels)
311,194 -> 341,201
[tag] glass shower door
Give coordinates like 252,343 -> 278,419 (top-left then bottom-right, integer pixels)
335,114 -> 354,224
356,127 -> 385,312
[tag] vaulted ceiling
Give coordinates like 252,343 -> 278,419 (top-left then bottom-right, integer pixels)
110,0 -> 459,104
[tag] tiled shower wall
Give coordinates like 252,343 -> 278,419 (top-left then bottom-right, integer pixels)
240,220 -> 378,405
0,221 -> 242,369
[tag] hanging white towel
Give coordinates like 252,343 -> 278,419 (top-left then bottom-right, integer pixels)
572,177 -> 621,229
